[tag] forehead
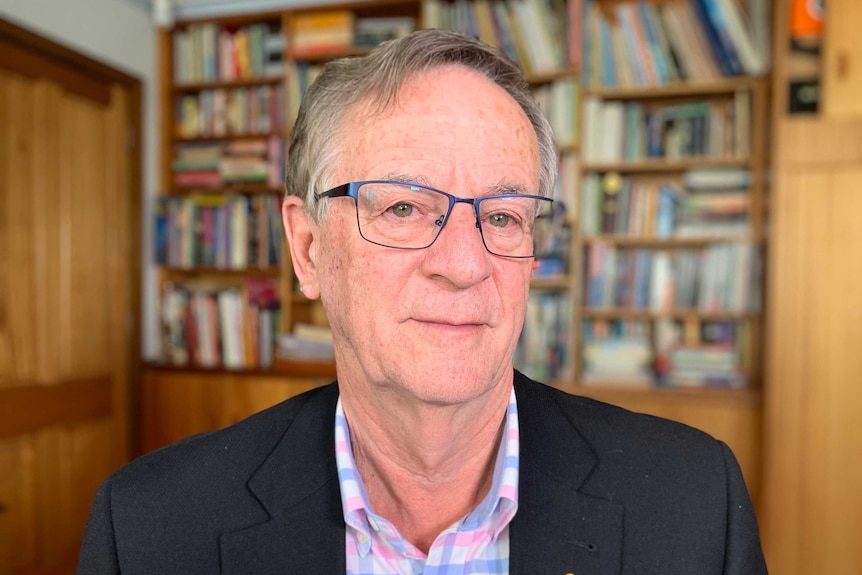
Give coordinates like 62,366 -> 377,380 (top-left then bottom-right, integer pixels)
333,65 -> 540,192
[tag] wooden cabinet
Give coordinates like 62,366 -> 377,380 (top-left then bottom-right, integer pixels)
141,367 -> 333,454
761,0 -> 862,572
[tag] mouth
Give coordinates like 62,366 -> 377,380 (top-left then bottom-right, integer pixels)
411,318 -> 486,330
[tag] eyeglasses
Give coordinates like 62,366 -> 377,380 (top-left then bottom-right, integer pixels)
314,181 -> 555,258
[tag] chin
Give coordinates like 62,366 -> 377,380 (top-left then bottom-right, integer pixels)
387,362 -> 509,406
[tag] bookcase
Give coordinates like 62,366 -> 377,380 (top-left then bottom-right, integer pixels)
144,0 -> 771,497
551,0 -> 771,502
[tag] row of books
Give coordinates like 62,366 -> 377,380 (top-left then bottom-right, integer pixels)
175,85 -> 284,139
285,62 -> 323,123
154,193 -> 284,270
581,91 -> 751,164
173,21 -> 284,84
288,10 -> 415,57
555,153 -> 578,209
580,0 -> 769,89
581,318 -> 748,388
515,291 -> 571,381
160,279 -> 281,369
171,139 -> 284,189
423,0 -> 572,75
535,225 -> 572,278
533,77 -> 579,148
583,241 -> 762,312
580,169 -> 751,237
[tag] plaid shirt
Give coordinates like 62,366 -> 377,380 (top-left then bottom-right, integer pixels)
335,389 -> 520,575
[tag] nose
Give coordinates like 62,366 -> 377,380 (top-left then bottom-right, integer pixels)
420,202 -> 492,288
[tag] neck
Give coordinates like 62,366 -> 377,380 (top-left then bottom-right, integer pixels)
339,375 -> 511,553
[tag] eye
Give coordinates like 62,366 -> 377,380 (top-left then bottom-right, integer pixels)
488,212 -> 511,228
389,203 -> 414,218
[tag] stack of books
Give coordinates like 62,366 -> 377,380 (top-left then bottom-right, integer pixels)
581,334 -> 654,387
171,136 -> 284,189
276,323 -> 335,362
666,344 -> 745,388
289,10 -> 355,57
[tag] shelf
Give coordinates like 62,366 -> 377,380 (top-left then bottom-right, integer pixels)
558,142 -> 579,154
144,360 -> 336,379
169,183 -> 283,194
526,67 -> 579,85
174,131 -> 285,143
162,266 -> 282,278
530,276 -> 570,290
289,46 -> 372,62
580,308 -> 760,321
552,380 -> 762,405
581,157 -> 751,173
580,234 -> 758,247
583,77 -> 760,100
172,75 -> 284,92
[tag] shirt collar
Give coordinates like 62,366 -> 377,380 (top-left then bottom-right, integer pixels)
334,388 -> 520,552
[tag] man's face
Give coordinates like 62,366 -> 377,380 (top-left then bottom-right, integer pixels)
305,64 -> 540,405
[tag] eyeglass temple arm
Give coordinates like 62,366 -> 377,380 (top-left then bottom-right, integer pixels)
314,183 -> 351,200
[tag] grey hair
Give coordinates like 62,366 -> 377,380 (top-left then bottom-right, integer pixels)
285,29 -> 558,221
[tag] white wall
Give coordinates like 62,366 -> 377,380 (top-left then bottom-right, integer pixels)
0,0 -> 162,359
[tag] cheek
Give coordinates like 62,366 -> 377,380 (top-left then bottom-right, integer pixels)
316,233 -> 393,328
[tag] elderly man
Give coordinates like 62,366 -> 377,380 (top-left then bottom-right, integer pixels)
78,30 -> 766,574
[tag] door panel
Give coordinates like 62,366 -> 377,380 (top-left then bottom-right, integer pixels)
0,437 -> 37,574
0,21 -> 139,574
763,119 -> 862,574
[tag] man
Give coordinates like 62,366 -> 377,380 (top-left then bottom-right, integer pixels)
78,30 -> 767,574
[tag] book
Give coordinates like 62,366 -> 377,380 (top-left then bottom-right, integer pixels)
289,10 -> 355,57
715,0 -> 766,76
684,168 -> 750,189
692,0 -> 744,76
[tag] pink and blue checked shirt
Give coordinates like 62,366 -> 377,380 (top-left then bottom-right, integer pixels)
335,389 -> 520,575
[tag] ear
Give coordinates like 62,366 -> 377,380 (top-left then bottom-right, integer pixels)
282,195 -> 321,300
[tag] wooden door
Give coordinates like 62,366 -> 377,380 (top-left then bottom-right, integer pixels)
0,21 -> 140,574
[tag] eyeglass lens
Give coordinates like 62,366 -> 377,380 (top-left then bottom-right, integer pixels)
354,182 -> 553,257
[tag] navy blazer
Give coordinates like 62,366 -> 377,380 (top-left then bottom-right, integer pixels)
78,372 -> 767,574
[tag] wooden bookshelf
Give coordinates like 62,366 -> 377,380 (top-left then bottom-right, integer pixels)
145,2 -> 770,505
561,3 -> 772,497
573,0 -> 772,397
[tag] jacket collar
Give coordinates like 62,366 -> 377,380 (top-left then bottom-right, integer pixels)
219,374 -> 624,574
509,372 -> 624,575
219,384 -> 346,574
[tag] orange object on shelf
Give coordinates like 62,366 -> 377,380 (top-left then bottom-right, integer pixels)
791,0 -> 824,39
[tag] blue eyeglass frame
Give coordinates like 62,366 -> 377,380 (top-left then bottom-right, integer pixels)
314,180 -> 554,259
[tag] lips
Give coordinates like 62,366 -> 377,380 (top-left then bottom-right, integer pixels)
411,318 -> 486,327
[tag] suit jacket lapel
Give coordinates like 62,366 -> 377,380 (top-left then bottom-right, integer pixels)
217,376 -> 625,574
510,374 -> 624,575
220,384 -> 346,575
